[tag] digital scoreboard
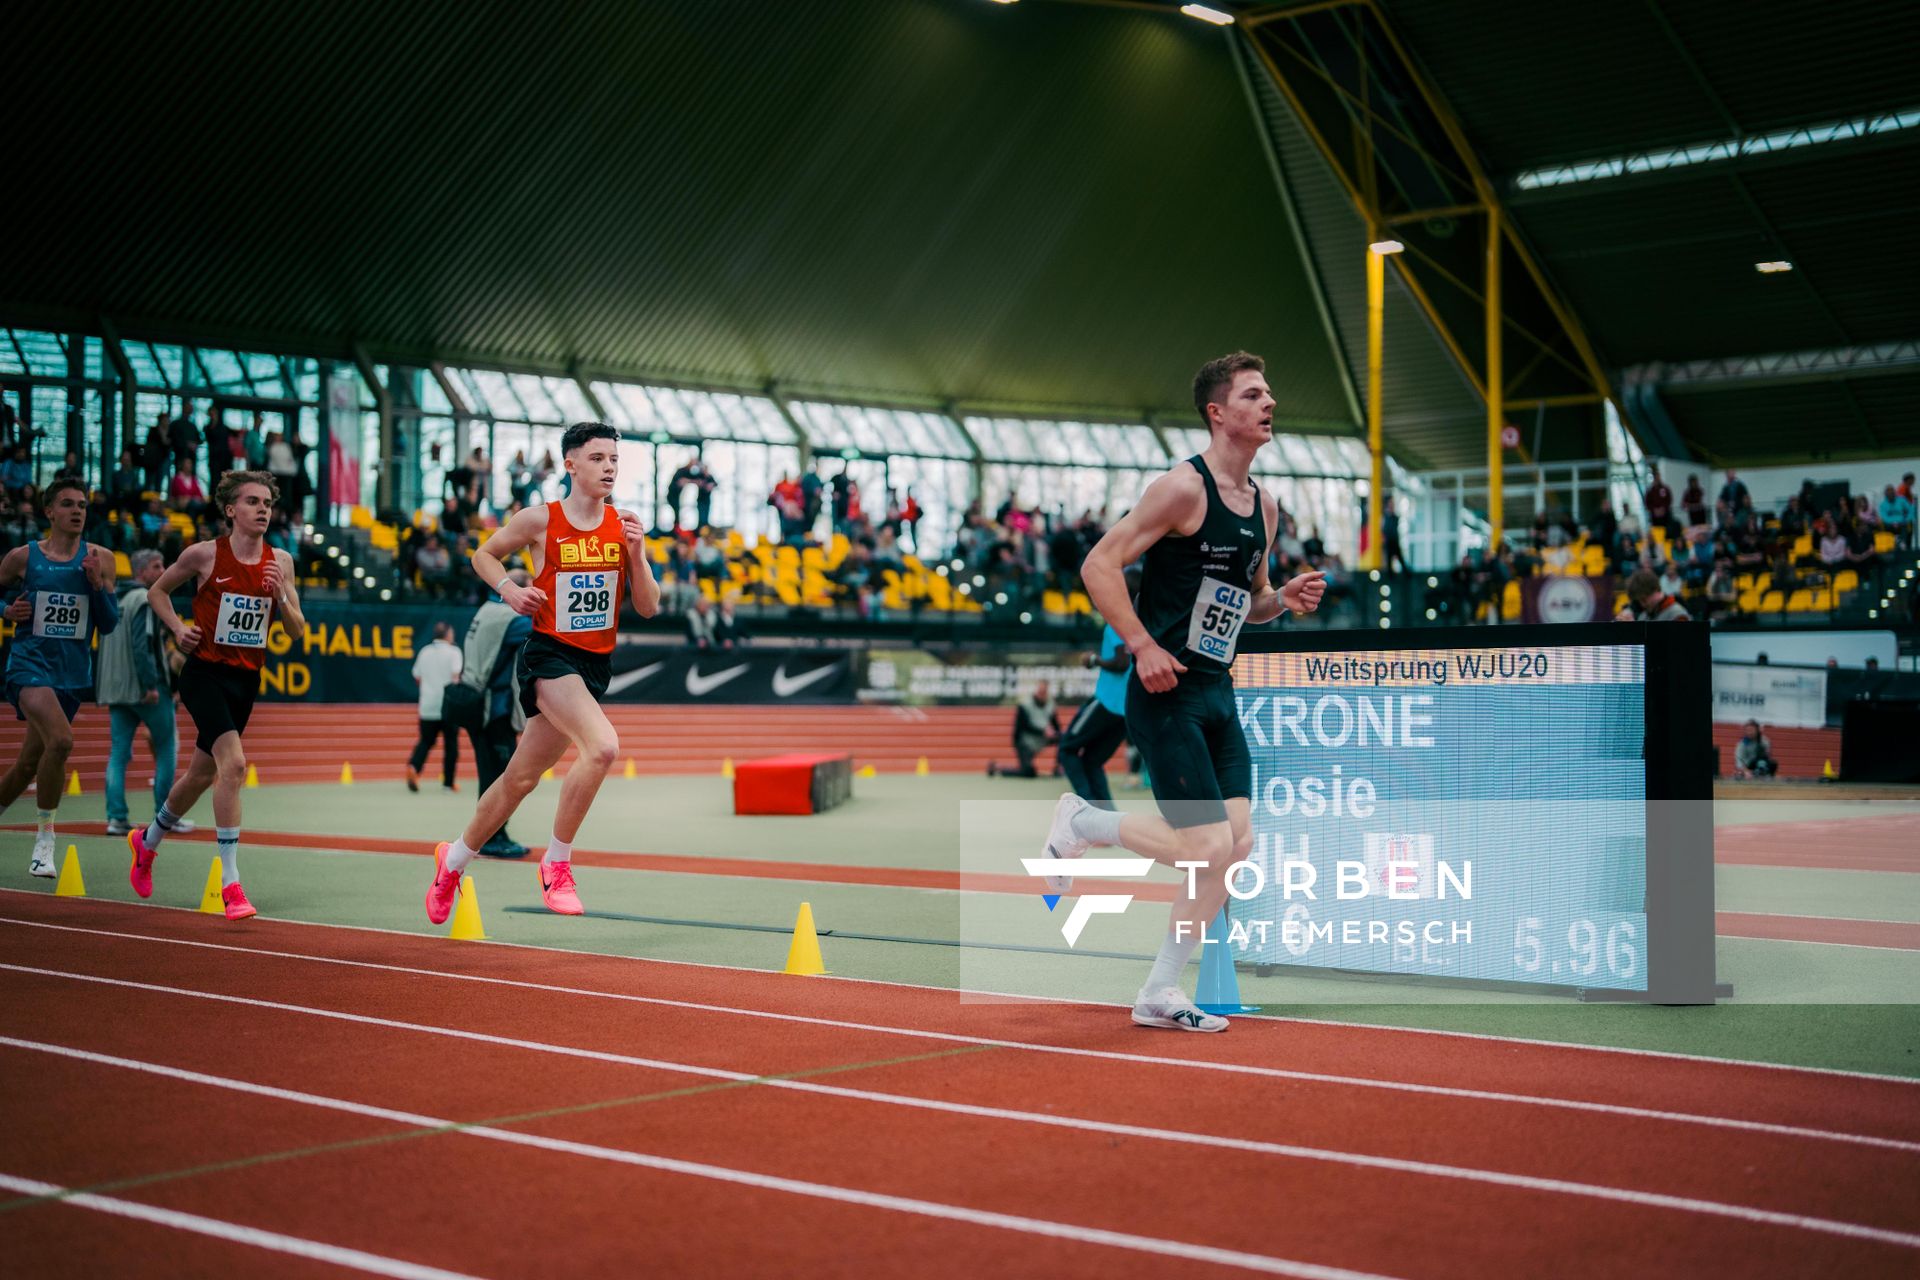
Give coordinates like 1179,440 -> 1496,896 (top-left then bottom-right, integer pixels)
1228,622 -> 1715,1001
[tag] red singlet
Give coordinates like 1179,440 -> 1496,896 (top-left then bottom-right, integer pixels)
532,502 -> 626,655
190,537 -> 276,670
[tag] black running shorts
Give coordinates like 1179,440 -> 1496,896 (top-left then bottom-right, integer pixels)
516,631 -> 611,720
1123,670 -> 1250,828
178,657 -> 260,752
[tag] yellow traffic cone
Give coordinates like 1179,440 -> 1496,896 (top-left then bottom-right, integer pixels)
542,767 -> 555,782
915,756 -> 930,777
783,901 -> 827,975
245,763 -> 259,789
54,846 -> 85,897
721,757 -> 735,780
1822,759 -> 1838,781
66,770 -> 81,797
340,762 -> 354,785
623,758 -> 637,780
448,874 -> 485,941
199,858 -> 225,914
856,764 -> 877,779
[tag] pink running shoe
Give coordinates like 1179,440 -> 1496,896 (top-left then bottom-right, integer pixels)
539,860 -> 584,916
222,882 -> 257,921
425,842 -> 462,925
127,828 -> 157,899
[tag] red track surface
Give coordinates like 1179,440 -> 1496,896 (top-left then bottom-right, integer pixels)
1,893 -> 1917,1278
1715,813 -> 1920,873
0,703 -> 1076,785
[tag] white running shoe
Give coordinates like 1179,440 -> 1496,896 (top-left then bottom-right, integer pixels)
1131,986 -> 1229,1033
1041,792 -> 1092,893
28,833 -> 56,879
172,818 -> 197,835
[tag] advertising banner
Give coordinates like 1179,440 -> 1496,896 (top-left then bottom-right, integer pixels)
1520,574 -> 1615,624
1710,662 -> 1827,728
858,646 -> 1098,706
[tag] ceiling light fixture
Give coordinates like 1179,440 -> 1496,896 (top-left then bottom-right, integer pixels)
1754,260 -> 1794,273
1370,239 -> 1405,255
1180,4 -> 1234,25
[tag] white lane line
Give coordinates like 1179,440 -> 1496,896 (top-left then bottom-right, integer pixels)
4,973 -> 1920,1251
7,892 -> 1918,1087
0,1171 -> 487,1280
0,1041 -> 1400,1280
8,892 -> 1919,1086
2,918 -> 1914,1154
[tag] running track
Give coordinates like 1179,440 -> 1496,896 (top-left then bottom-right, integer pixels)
1,892 -> 1916,1277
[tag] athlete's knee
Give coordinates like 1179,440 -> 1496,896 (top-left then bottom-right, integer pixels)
579,733 -> 619,773
42,726 -> 74,757
216,752 -> 247,785
1175,823 -> 1235,872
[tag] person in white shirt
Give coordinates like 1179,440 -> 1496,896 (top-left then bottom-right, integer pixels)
407,621 -> 464,792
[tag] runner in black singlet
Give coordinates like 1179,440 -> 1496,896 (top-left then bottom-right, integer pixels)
1040,352 -> 1326,1032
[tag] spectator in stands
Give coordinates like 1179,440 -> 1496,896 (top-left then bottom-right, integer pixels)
0,493 -> 37,547
1767,547 -> 1797,597
692,532 -> 727,589
109,449 -> 143,512
1845,516 -> 1879,569
1380,495 -> 1408,573
1717,469 -> 1752,527
1777,494 -> 1808,540
1853,493 -> 1880,531
827,541 -> 875,616
138,496 -> 168,540
265,429 -> 299,507
1733,720 -> 1777,780
1590,497 -> 1618,558
1681,473 -> 1708,528
1,446 -> 31,500
685,595 -> 718,648
414,533 -> 453,595
0,401 -> 17,449
1682,528 -> 1715,587
870,525 -> 905,576
1643,468 -> 1674,538
1706,560 -> 1737,614
1755,652 -> 1769,665
1731,512 -> 1767,572
1658,560 -> 1686,600
167,462 -> 206,515
507,450 -> 537,507
205,406 -> 231,492
142,416 -> 171,493
1616,568 -> 1690,621
799,469 -> 825,537
988,681 -> 1060,778
1881,484 -> 1914,546
1819,520 -> 1849,567
167,405 -> 201,477
1866,656 -> 1881,672
465,446 -> 491,508
52,451 -> 84,484
714,599 -> 744,649
669,452 -> 717,531
770,474 -> 805,542
243,411 -> 270,470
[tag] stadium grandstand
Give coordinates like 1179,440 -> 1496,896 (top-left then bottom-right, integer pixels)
1,2 -> 1916,1277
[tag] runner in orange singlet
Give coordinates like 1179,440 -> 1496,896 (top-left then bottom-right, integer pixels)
425,422 -> 659,921
132,471 -> 308,919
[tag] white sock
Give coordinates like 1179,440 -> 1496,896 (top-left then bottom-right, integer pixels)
1141,929 -> 1203,997
543,837 -> 572,865
444,836 -> 477,876
217,829 -> 241,887
36,809 -> 55,839
1069,802 -> 1124,846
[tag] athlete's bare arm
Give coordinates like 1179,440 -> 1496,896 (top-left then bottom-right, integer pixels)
1246,490 -> 1328,623
148,541 -> 217,652
265,548 -> 307,641
1082,466 -> 1207,694
470,505 -> 551,618
616,509 -> 661,618
0,546 -> 29,623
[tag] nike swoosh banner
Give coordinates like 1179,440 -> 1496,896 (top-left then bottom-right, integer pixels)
605,649 -> 855,705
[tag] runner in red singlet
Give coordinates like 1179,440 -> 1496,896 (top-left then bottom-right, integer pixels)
424,421 -> 659,921
131,471 -> 308,919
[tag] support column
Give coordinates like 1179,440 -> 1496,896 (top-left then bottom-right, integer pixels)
1365,240 -> 1386,571
1486,207 -> 1504,547
353,345 -> 391,512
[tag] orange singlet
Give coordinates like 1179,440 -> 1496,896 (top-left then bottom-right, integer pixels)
531,501 -> 626,654
189,537 -> 276,670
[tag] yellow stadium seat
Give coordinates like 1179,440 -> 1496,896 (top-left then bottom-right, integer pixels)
1834,570 -> 1859,593
1792,534 -> 1812,558
1786,589 -> 1814,612
1067,591 -> 1093,614
1042,589 -> 1067,615
1759,590 -> 1784,613
1874,531 -> 1895,553
1582,548 -> 1606,575
113,552 -> 132,577
350,506 -> 372,529
1650,525 -> 1667,546
1502,580 -> 1521,620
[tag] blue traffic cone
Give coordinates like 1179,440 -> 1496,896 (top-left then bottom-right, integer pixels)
1195,906 -> 1257,1014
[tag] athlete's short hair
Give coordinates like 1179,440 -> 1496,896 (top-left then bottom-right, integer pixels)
560,421 -> 619,455
214,469 -> 278,513
42,477 -> 87,509
1192,351 -> 1266,429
